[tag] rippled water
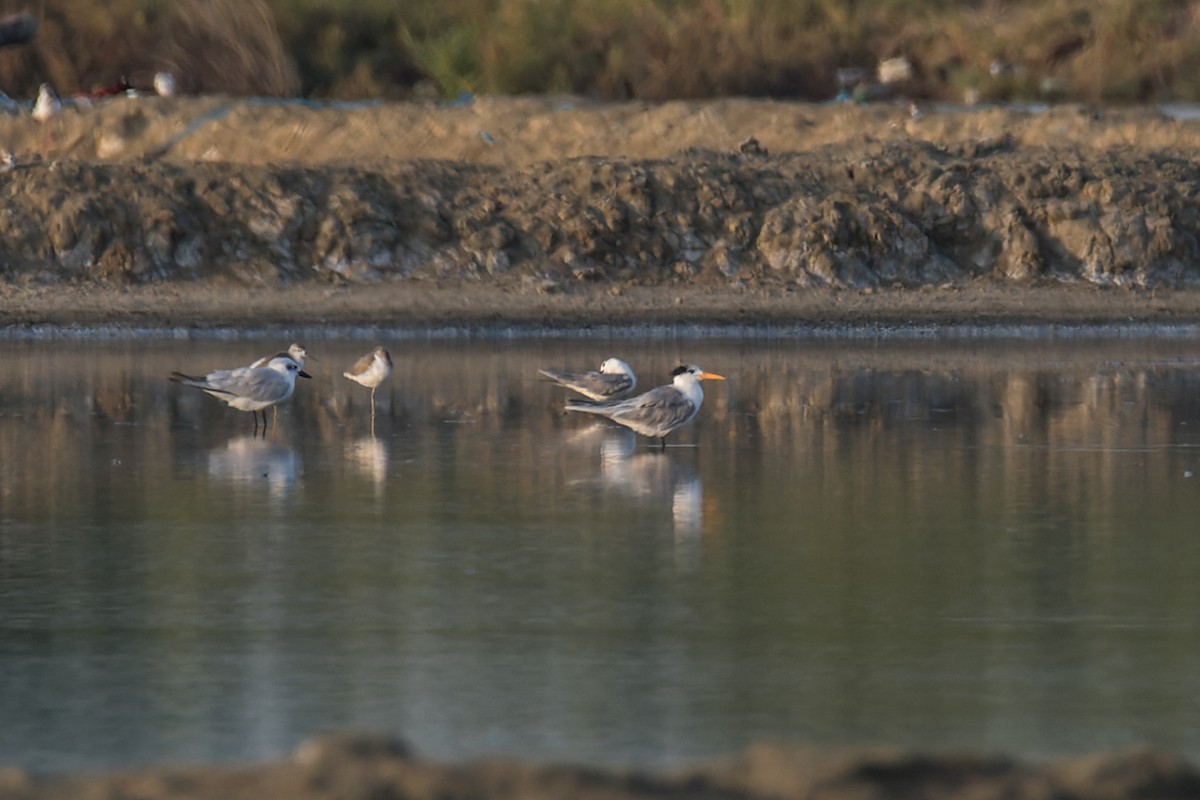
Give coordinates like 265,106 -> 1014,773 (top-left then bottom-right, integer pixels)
2,336 -> 1200,773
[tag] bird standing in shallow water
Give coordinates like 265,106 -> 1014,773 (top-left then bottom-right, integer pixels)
170,355 -> 311,434
344,346 -> 393,432
565,364 -> 725,449
250,344 -> 312,423
250,342 -> 310,369
538,357 -> 636,401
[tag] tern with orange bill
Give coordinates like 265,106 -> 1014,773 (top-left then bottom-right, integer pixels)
565,364 -> 725,449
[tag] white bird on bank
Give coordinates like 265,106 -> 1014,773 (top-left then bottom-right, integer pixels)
565,364 -> 725,448
31,83 -> 61,158
539,357 -> 637,401
171,355 -> 311,431
344,346 -> 393,430
154,71 -> 176,98
250,342 -> 310,370
31,83 -> 59,122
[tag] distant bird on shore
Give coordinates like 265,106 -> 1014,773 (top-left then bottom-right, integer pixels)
31,83 -> 60,123
250,342 -> 310,370
539,357 -> 637,402
154,71 -> 176,98
565,364 -> 724,449
344,346 -> 393,430
170,354 -> 311,433
31,83 -> 61,159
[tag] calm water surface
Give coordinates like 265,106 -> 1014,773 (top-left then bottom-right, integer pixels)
2,336 -> 1200,772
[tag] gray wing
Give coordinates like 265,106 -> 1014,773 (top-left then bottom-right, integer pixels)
611,387 -> 695,431
206,367 -> 291,402
571,386 -> 696,436
539,368 -> 633,401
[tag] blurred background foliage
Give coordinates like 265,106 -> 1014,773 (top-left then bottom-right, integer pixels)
0,0 -> 1197,103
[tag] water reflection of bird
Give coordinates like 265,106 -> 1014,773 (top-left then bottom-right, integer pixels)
539,357 -> 637,401
570,425 -> 705,540
346,435 -> 389,494
207,435 -> 299,499
344,346 -> 393,431
565,364 -> 724,448
170,355 -> 311,432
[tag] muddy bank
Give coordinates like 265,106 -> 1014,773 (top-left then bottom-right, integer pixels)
2,98 -> 1200,324
5,281 -> 1200,332
3,735 -> 1199,800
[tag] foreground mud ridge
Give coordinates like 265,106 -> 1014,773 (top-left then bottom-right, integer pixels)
3,736 -> 1200,800
2,97 -> 1200,295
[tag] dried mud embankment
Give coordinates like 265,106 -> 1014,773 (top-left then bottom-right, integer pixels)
4,735 -> 1200,800
3,97 -> 1200,326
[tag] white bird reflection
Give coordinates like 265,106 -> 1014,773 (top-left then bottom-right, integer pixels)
565,424 -> 705,543
346,435 -> 390,494
207,435 -> 299,500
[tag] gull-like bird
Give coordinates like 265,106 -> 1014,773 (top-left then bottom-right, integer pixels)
249,343 -> 311,423
170,354 -> 311,431
344,346 -> 393,430
539,357 -> 636,402
566,364 -> 725,448
250,342 -> 310,369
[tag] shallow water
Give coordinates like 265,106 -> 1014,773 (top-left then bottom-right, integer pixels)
2,336 -> 1200,773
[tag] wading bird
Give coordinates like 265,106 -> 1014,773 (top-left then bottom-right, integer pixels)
343,346 -> 393,431
250,342 -> 310,370
565,364 -> 724,449
171,355 -> 311,433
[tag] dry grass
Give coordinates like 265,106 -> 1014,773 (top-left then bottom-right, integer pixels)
0,0 -> 1196,102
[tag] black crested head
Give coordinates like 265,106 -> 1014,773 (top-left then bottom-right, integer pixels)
671,365 -> 689,377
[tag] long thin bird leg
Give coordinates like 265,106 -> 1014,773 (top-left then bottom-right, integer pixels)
370,386 -> 377,436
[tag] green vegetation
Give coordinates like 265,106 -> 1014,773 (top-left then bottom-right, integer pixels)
5,0 -> 1200,103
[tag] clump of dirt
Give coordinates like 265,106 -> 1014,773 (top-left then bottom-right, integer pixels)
1,96 -> 1199,320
